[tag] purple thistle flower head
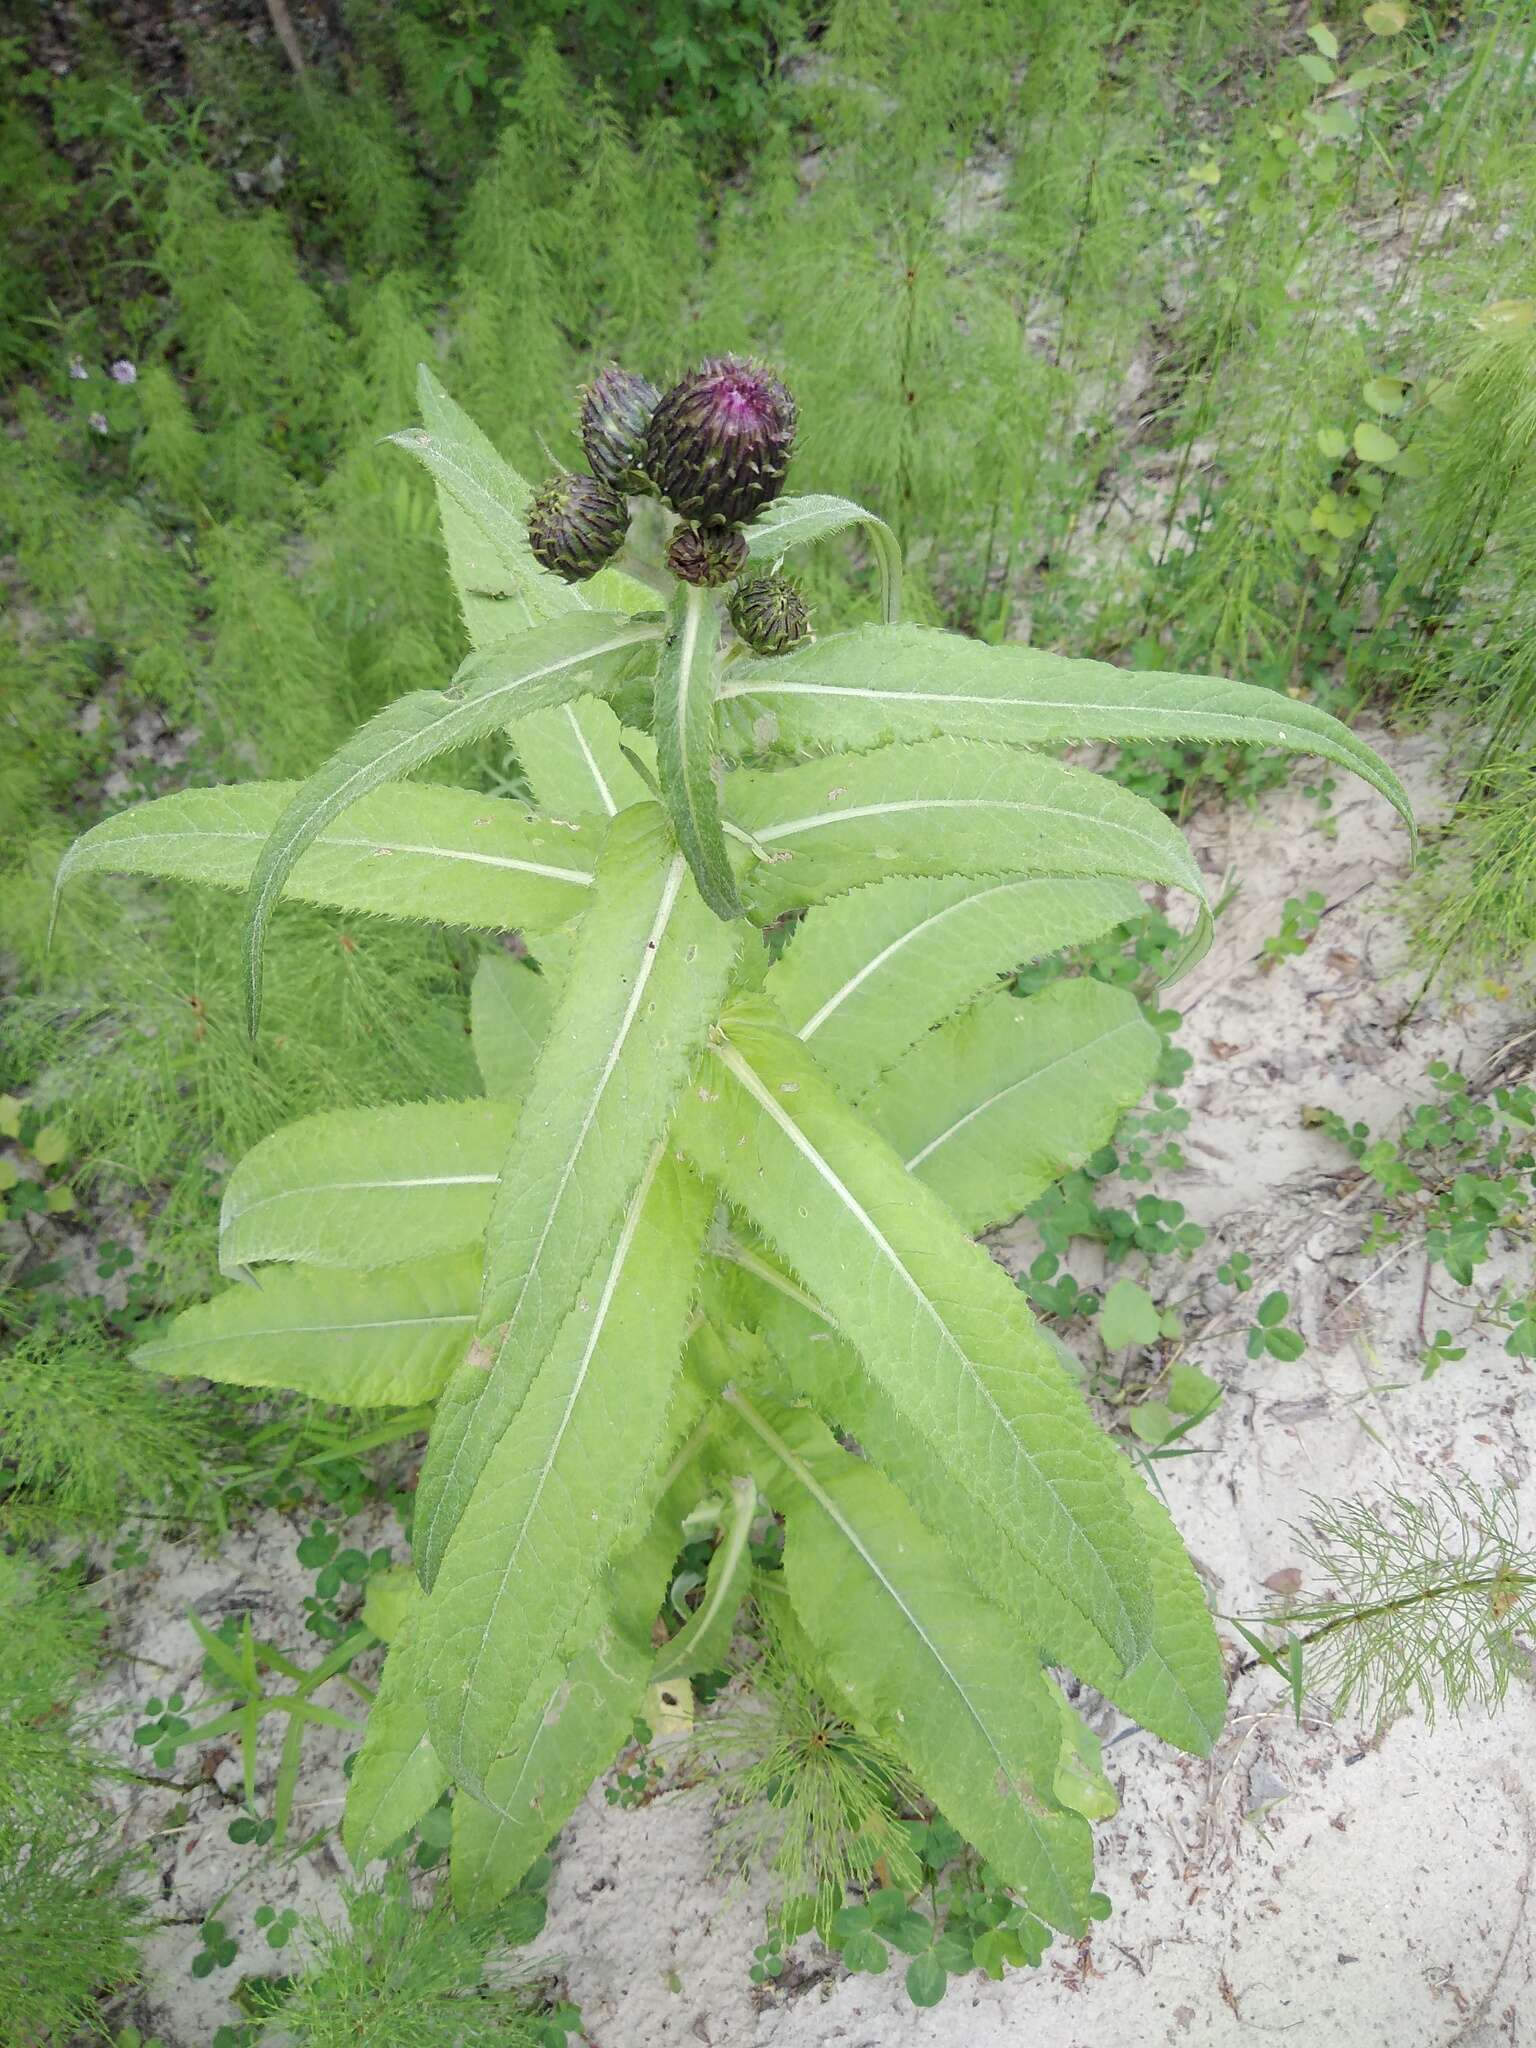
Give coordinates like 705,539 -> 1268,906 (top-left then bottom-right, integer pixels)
68,355 -> 89,381
109,359 -> 138,385
645,355 -> 797,529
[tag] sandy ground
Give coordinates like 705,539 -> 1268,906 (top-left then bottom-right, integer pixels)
95,723 -> 1535,2047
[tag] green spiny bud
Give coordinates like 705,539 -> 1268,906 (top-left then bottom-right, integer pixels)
579,366 -> 661,495
728,573 -> 811,656
666,522 -> 748,588
527,472 -> 629,583
646,355 -> 796,529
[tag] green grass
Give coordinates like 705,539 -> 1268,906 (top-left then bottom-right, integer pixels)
265,1877 -> 556,2048
0,1557 -> 148,2040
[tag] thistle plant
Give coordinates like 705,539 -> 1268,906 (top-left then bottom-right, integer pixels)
59,356 -> 1412,1940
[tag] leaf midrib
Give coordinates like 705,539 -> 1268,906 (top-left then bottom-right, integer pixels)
481,854 -> 687,1357
901,1015 -> 1148,1171
795,879 -> 1021,1042
67,826 -> 595,889
441,1144 -> 667,1753
751,796 -> 1186,877
736,1397 -> 1077,1924
560,702 -> 619,817
420,853 -> 691,1563
712,1033 -> 1119,1636
139,1309 -> 476,1355
668,587 -> 712,858
718,675 -> 1304,740
223,1171 -> 498,1228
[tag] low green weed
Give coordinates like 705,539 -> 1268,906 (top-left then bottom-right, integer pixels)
707,1623 -> 923,1918
604,1719 -> 667,1811
1262,892 -> 1327,969
736,1738 -> 1117,2011
252,1904 -> 300,1953
1246,1290 -> 1308,1363
192,1916 -> 241,1982
132,1608 -> 379,1844
293,1521 -> 394,1641
1010,909 -> 1221,1443
1308,1061 -> 1535,1367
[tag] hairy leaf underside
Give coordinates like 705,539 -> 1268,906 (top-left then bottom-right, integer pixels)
75,372 -> 1411,1930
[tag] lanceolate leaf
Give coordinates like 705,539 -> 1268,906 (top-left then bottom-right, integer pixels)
741,494 -> 902,625
343,1628 -> 448,1868
652,1475 -> 757,1683
513,701 -> 657,821
419,1153 -> 707,1789
864,977 -> 1161,1232
395,376 -> 575,639
765,874 -> 1144,1097
400,367 -> 657,822
134,1253 -> 480,1405
729,1395 -> 1094,1934
1074,1469 -> 1226,1753
470,944 -> 570,1105
399,365 -> 656,644
725,1259 -> 1223,1755
54,783 -> 596,939
448,1436 -> 706,1913
675,1001 -> 1153,1668
1044,1673 -> 1118,1820
219,1100 -> 515,1274
413,805 -> 739,1588
241,611 -> 659,1029
653,584 -> 742,919
719,624 -> 1414,838
728,738 -> 1211,945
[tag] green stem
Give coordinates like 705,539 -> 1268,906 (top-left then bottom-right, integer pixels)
716,1232 -> 830,1321
866,513 -> 905,627
654,582 -> 742,919
1232,1570 -> 1536,1675
717,1383 -> 802,1488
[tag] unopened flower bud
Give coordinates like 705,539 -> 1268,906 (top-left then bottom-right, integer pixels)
728,574 -> 811,656
666,522 -> 749,588
579,366 -> 661,495
646,356 -> 796,529
528,472 -> 629,583
667,524 -> 753,589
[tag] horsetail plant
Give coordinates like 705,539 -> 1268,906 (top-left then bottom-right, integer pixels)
58,358 -> 1412,1937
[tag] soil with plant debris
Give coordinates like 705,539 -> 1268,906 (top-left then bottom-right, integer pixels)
89,722 -> 1535,2046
